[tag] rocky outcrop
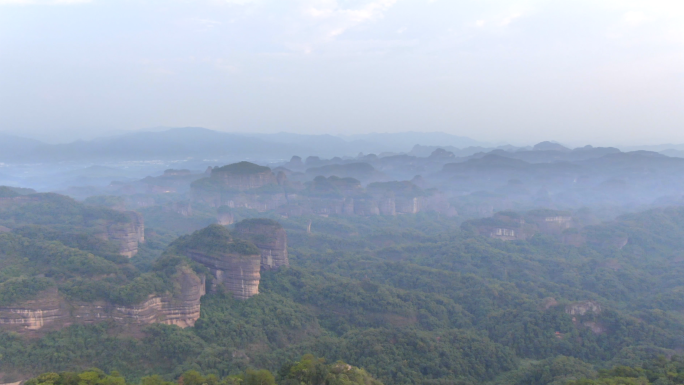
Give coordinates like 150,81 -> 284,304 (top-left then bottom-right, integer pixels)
176,224 -> 262,300
189,250 -> 261,300
0,287 -> 62,330
190,162 -> 456,217
565,300 -> 601,316
565,301 -> 604,334
191,162 -> 288,210
0,267 -> 205,334
469,212 -> 535,241
488,227 -> 520,241
99,211 -> 145,257
234,219 -> 289,270
217,209 -> 234,225
204,162 -> 278,192
526,209 -> 573,235
169,201 -> 192,217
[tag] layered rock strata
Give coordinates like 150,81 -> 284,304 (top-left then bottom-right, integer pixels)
234,219 -> 289,270
191,162 -> 456,217
98,211 -> 145,257
206,162 -> 278,191
471,212 -> 535,241
177,224 -> 263,300
0,268 -> 205,333
188,250 -> 261,299
217,210 -> 235,225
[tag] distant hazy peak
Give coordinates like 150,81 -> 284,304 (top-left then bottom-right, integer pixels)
532,141 -> 571,152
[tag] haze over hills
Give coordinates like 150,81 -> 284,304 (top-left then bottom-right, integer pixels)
6,0 -> 684,383
3,133 -> 684,384
0,128 -> 493,163
3,127 -> 684,165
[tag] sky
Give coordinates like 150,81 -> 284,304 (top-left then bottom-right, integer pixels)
0,0 -> 683,145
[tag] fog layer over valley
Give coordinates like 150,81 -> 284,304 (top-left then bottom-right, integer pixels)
3,127 -> 684,219
4,129 -> 684,384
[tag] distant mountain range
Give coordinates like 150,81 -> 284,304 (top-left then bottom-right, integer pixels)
0,128 -> 491,163
2,127 -> 684,164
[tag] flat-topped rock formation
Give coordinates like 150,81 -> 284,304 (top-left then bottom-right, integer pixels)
0,192 -> 146,258
190,162 -> 455,217
191,162 -> 287,209
0,267 -> 205,334
201,162 -> 278,192
467,211 -> 536,241
174,224 -> 262,300
234,218 -> 289,270
526,209 -> 573,235
466,209 -> 580,242
98,211 -> 145,257
216,207 -> 235,225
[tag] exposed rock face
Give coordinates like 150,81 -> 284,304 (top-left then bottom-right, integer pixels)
542,297 -> 558,310
177,224 -> 262,300
378,197 -> 396,216
489,228 -> 519,241
169,201 -> 193,217
395,197 -> 419,214
0,287 -> 62,330
526,210 -> 573,235
234,219 -> 289,270
470,212 -> 535,241
566,301 -> 604,334
191,162 -> 287,210
191,163 -> 455,217
99,211 -> 145,257
566,300 -> 601,316
0,268 -> 205,333
159,266 -> 205,327
189,250 -> 261,300
208,162 -> 277,191
354,199 -> 380,216
217,211 -> 234,225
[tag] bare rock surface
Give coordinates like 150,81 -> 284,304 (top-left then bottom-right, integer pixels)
97,211 -> 145,257
176,224 -> 262,300
0,267 -> 205,334
234,218 -> 289,270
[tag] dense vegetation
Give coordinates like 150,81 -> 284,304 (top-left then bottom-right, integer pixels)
170,224 -> 261,256
0,194 -> 202,306
6,192 -> 684,384
24,354 -> 382,385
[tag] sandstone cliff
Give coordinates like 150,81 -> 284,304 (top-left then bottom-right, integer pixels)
565,300 -> 605,334
469,211 -> 536,241
0,267 -> 205,334
97,211 -> 145,257
526,209 -> 573,235
189,164 -> 455,217
194,162 -> 278,193
234,218 -> 289,270
0,193 -> 145,257
174,224 -> 262,300
191,162 -> 288,210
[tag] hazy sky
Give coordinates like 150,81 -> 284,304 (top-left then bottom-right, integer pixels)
1,0 -> 683,145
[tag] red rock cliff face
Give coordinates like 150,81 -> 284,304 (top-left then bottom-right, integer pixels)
187,250 -> 261,300
209,162 -> 277,192
234,219 -> 289,270
173,224 -> 264,300
97,211 -> 145,257
0,267 -> 205,334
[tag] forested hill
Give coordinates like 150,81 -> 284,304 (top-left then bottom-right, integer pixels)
5,201 -> 684,384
